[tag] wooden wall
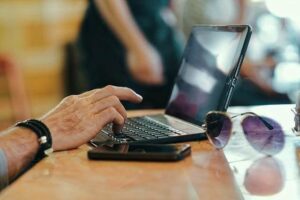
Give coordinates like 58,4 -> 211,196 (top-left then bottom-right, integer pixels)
0,0 -> 87,125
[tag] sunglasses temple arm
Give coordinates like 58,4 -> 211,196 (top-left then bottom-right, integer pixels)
232,112 -> 274,130
258,117 -> 274,130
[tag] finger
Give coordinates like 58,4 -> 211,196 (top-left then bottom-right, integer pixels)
79,88 -> 100,98
112,123 -> 124,135
90,85 -> 143,104
92,95 -> 127,122
95,107 -> 125,133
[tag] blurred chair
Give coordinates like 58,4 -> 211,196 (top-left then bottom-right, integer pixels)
63,42 -> 88,96
0,55 -> 30,121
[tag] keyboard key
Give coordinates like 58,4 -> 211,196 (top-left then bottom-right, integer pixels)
100,116 -> 183,142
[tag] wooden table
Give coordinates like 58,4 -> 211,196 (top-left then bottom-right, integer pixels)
0,105 -> 299,200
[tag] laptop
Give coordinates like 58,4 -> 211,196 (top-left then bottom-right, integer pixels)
91,25 -> 252,145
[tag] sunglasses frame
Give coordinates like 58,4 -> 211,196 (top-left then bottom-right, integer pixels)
204,111 -> 274,150
291,108 -> 300,135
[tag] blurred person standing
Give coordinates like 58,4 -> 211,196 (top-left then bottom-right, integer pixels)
77,0 -> 184,109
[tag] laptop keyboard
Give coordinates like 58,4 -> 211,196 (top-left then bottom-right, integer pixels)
101,116 -> 185,143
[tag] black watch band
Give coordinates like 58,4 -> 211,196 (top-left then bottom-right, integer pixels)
16,119 -> 53,160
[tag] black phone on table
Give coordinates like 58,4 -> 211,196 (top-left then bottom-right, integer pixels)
87,143 -> 191,161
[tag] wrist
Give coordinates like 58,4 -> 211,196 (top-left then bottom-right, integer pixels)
40,117 -> 59,151
16,119 -> 53,159
13,127 -> 40,155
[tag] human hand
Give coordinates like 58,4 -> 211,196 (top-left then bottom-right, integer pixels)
40,86 -> 143,151
126,45 -> 164,85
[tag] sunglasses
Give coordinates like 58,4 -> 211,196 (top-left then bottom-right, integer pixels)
204,111 -> 285,155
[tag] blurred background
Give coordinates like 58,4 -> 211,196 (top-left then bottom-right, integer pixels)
0,0 -> 299,129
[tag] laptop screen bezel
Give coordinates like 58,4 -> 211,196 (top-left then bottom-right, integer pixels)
164,25 -> 252,126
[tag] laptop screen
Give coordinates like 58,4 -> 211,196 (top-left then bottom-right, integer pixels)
165,25 -> 250,125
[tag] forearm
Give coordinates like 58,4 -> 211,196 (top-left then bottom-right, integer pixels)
0,127 -> 39,181
95,0 -> 148,51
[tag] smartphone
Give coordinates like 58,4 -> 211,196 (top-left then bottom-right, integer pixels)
87,144 -> 191,161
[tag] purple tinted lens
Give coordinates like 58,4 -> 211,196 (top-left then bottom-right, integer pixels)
206,113 -> 232,149
242,116 -> 285,155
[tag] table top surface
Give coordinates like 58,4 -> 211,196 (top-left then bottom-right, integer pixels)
0,105 -> 299,200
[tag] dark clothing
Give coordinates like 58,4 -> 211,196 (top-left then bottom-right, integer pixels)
77,0 -> 183,109
231,79 -> 291,106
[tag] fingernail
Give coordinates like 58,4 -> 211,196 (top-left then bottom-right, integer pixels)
137,94 -> 143,100
134,92 -> 143,100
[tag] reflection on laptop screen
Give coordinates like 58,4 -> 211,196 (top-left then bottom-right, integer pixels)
166,26 -> 248,125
